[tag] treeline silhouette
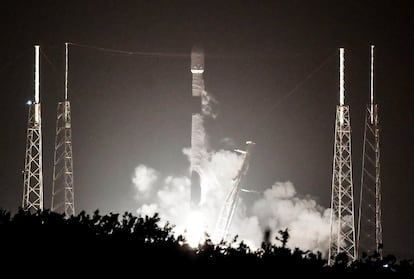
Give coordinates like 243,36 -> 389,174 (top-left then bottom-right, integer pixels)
0,209 -> 413,274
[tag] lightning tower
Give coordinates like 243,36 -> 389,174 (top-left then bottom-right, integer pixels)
213,141 -> 255,243
51,43 -> 75,217
357,45 -> 382,258
22,45 -> 44,211
328,48 -> 356,264
190,46 -> 204,207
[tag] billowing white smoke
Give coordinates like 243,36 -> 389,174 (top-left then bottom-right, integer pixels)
133,149 -> 247,245
133,152 -> 331,254
252,182 -> 331,252
132,91 -> 331,254
135,169 -> 191,229
132,165 -> 158,199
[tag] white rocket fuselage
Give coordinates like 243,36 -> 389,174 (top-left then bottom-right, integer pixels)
190,47 -> 204,207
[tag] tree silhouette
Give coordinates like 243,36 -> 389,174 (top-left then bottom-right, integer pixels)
0,208 -> 412,274
275,228 -> 289,248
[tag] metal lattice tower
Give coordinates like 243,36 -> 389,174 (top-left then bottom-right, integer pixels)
213,141 -> 255,243
328,48 -> 356,264
22,45 -> 43,212
51,43 -> 75,217
357,45 -> 382,258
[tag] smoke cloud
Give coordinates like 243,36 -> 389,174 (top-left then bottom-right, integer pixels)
132,165 -> 158,199
132,91 -> 331,254
252,182 -> 331,252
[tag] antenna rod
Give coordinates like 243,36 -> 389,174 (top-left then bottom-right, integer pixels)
34,45 -> 40,104
370,45 -> 374,124
339,48 -> 345,106
65,43 -> 68,100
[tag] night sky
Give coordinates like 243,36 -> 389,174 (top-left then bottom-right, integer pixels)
1,1 -> 413,258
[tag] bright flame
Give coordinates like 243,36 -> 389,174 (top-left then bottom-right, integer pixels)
185,210 -> 206,247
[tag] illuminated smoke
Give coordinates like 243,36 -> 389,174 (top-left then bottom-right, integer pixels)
133,160 -> 330,253
252,182 -> 331,253
132,165 -> 158,198
133,148 -> 244,244
132,91 -> 331,254
134,171 -> 191,228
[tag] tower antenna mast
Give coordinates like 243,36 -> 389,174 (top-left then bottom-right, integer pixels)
328,48 -> 356,264
357,45 -> 382,259
22,45 -> 44,211
52,43 -> 75,217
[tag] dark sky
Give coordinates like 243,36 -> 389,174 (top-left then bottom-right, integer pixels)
0,0 -> 413,258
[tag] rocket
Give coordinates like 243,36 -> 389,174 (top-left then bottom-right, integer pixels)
190,46 -> 204,207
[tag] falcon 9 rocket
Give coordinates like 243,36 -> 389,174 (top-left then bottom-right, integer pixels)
190,46 -> 204,207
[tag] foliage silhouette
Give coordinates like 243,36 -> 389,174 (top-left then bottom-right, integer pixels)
0,208 -> 412,274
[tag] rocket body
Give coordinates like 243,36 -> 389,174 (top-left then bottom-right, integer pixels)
190,46 -> 204,207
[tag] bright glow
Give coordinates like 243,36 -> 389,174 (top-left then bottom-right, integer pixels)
240,188 -> 260,193
185,210 -> 206,247
370,45 -> 374,124
34,45 -> 40,104
383,263 -> 389,268
234,149 -> 246,154
134,158 -> 332,253
134,90 -> 332,254
26,100 -> 33,105
339,48 -> 344,106
191,69 -> 204,74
